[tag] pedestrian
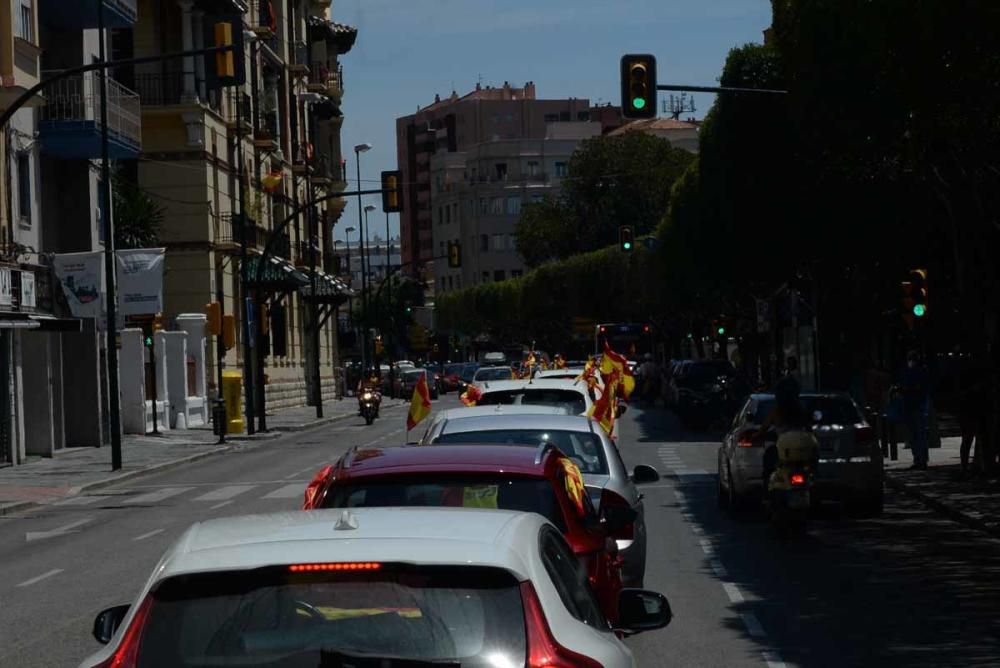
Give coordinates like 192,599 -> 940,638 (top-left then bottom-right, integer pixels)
958,356 -> 987,479
901,350 -> 930,470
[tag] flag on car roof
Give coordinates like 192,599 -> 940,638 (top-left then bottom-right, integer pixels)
460,384 -> 483,407
588,369 -> 618,435
600,341 -> 635,399
406,372 -> 432,431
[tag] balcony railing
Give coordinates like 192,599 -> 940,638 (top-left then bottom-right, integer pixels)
217,213 -> 268,250
296,241 -> 322,268
134,71 -> 186,106
248,0 -> 278,36
226,89 -> 252,129
40,70 -> 141,149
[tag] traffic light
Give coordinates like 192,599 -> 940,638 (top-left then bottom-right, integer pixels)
381,170 -> 403,213
618,225 -> 635,252
447,241 -> 462,268
211,16 -> 245,87
620,54 -> 657,119
205,302 -> 221,336
900,268 -> 928,328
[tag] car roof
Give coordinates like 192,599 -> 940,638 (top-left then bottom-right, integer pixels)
536,368 -> 585,377
477,378 -> 589,393
159,507 -> 546,581
440,413 -> 598,435
750,392 -> 854,401
432,405 -> 569,422
336,444 -> 552,478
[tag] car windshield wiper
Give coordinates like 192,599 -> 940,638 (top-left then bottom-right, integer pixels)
319,648 -> 460,667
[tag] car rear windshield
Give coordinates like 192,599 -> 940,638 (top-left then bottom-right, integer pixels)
321,476 -> 566,532
444,364 -> 465,376
477,389 -> 587,415
136,564 -> 525,667
435,429 -> 608,475
475,367 -> 513,381
753,396 -> 864,425
403,370 -> 425,381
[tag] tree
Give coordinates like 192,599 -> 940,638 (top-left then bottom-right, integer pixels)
112,177 -> 164,249
515,132 -> 693,267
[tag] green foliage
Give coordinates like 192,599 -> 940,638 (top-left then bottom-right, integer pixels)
112,178 -> 164,249
514,132 -> 693,268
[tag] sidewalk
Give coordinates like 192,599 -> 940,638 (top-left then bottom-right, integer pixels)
885,435 -> 1000,537
0,398 -> 402,516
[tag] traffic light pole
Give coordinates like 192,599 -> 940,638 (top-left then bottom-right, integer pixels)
656,84 -> 787,95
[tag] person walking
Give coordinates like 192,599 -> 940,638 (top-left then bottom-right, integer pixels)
901,351 -> 930,470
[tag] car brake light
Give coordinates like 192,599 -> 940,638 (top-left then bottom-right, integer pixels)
737,431 -> 758,448
302,465 -> 333,509
790,473 -> 806,486
855,425 -> 874,443
93,596 -> 153,668
289,562 -> 382,572
521,581 -> 603,668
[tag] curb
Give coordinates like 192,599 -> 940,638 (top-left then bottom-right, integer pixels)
884,474 -> 1000,538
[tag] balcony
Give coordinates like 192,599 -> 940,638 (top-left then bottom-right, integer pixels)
295,241 -> 322,269
216,213 -> 269,254
289,42 -> 310,78
38,71 -> 141,159
38,0 -> 137,29
133,71 -> 188,107
253,110 -> 280,153
248,0 -> 277,39
225,89 -> 252,135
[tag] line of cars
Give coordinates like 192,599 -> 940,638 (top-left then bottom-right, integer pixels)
82,375 -> 670,667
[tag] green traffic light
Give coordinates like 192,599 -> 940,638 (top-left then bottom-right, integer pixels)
623,241 -> 632,250
632,97 -> 646,110
717,327 -> 726,336
144,337 -> 153,346
913,304 -> 926,317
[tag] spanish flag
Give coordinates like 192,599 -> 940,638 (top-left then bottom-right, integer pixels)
600,341 -> 635,399
588,369 -> 618,435
406,372 -> 432,431
460,384 -> 483,407
262,170 -> 283,193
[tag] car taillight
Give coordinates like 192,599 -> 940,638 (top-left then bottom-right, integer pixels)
854,425 -> 874,443
289,562 -> 381,572
521,581 -> 603,668
302,465 -> 333,510
601,489 -> 634,540
790,473 -> 806,486
93,597 -> 153,668
737,430 -> 758,448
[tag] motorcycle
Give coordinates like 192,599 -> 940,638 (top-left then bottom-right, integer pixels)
762,430 -> 818,534
359,390 -> 380,425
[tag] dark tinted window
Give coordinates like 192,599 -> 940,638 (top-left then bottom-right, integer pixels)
753,396 -> 864,425
684,361 -> 736,384
539,528 -> 608,630
136,565 -> 525,667
444,364 -> 465,376
474,367 -> 513,381
323,477 -> 567,532
435,429 -> 608,475
478,389 -> 586,415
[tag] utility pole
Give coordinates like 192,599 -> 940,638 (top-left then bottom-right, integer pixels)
97,0 -> 123,470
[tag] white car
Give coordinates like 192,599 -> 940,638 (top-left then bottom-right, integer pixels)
80,508 -> 671,668
417,404 -> 571,444
474,378 -> 597,416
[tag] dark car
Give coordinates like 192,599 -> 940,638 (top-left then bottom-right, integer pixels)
439,362 -> 466,394
395,368 -> 439,400
459,362 -> 480,385
671,359 -> 750,427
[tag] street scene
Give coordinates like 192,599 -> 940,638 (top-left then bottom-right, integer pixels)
1,0 -> 999,666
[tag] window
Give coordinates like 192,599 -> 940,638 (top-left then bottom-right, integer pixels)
439,277 -> 446,292
16,0 -> 34,42
559,110 -> 571,121
531,193 -> 544,203
439,241 -> 445,256
448,276 -> 454,289
544,113 -> 559,123
506,196 -> 521,216
495,163 -> 507,179
492,234 -> 505,251
527,160 -> 539,176
445,206 -> 451,224
577,111 -> 590,121
539,528 -> 608,630
456,275 -> 462,289
453,203 -> 459,222
482,272 -> 490,283
491,197 -> 503,215
438,206 -> 443,225
511,270 -> 523,279
494,270 -> 505,282
555,162 -> 568,177
17,153 -> 31,225
480,234 -> 489,252
479,198 -> 489,214
508,234 -> 518,251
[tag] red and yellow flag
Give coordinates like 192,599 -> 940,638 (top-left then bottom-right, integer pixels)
460,384 -> 483,407
406,373 -> 432,431
600,341 -> 635,400
588,369 -> 618,435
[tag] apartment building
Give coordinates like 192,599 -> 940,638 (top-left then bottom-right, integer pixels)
130,0 -> 355,412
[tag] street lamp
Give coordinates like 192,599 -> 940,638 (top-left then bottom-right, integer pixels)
363,204 -> 377,364
354,143 -> 372,370
344,225 -> 357,337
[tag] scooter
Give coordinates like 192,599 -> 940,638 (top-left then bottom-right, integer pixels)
359,390 -> 380,425
762,431 -> 818,534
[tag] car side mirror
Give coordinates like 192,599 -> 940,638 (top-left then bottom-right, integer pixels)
601,503 -> 638,535
93,604 -> 130,644
617,403 -> 628,417
615,589 -> 672,634
632,464 -> 660,484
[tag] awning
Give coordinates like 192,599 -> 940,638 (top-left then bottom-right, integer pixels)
245,253 -> 309,290
0,313 -> 82,332
306,16 -> 357,54
299,270 -> 355,305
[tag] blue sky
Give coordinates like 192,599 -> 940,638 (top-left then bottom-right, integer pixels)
332,0 -> 773,242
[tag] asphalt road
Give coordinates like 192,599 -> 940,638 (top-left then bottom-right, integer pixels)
2,395 -> 999,667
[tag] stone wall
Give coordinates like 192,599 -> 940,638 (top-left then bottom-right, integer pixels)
264,378 -> 341,412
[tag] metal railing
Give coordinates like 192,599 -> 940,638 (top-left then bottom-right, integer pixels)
105,0 -> 138,22
297,240 -> 321,267
40,70 -> 141,147
226,89 -> 251,126
217,213 -> 268,249
248,0 -> 277,32
133,71 -> 186,106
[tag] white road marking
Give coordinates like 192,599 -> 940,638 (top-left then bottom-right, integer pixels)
699,538 -> 714,556
637,484 -> 674,490
284,465 -> 321,479
691,524 -> 704,535
122,487 -> 193,505
52,495 -> 107,506
132,528 -> 165,541
193,485 -> 256,502
740,612 -> 767,638
723,582 -> 745,603
16,569 -> 63,587
263,483 -> 306,499
676,469 -> 708,476
25,518 -> 93,542
674,490 -> 687,502
710,559 -> 729,578
762,650 -> 787,668
210,500 -> 234,510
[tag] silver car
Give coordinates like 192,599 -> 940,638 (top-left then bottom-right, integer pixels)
717,392 -> 884,513
421,411 -> 661,586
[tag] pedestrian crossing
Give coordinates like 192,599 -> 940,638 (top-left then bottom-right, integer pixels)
656,444 -> 708,477
49,480 -> 314,509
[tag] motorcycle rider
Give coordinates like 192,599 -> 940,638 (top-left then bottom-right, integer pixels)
357,368 -> 382,417
757,373 -> 817,492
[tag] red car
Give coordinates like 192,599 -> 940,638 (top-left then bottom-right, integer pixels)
303,443 -> 633,623
439,362 -> 466,394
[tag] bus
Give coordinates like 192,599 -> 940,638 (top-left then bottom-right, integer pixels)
594,323 -> 654,361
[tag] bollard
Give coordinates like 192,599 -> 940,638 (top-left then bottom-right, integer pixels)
222,371 -> 245,435
212,398 -> 228,444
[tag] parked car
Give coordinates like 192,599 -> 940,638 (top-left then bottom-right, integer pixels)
475,378 -> 596,416
81,507 -> 670,668
394,368 -> 439,400
422,411 -> 661,586
717,392 -> 884,513
302,444 -> 635,623
440,362 -> 466,394
474,365 -> 516,382
482,351 -> 508,366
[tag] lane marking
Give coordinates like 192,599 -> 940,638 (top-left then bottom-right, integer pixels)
284,465 -> 321,480
636,484 -> 674,490
25,518 -> 93,542
210,500 -> 234,510
762,650 -> 787,668
193,485 -> 256,502
263,483 -> 306,499
699,538 -> 714,556
132,528 -> 165,541
723,582 -> 745,603
122,487 -> 193,505
710,559 -> 729,578
52,495 -> 107,506
740,612 -> 767,638
691,524 -> 704,535
16,569 -> 63,587
676,469 -> 708,476
674,490 -> 687,502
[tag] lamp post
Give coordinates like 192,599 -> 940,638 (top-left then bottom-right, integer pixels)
298,91 -> 326,418
344,225 -> 356,335
353,143 -> 372,370
364,204 -> 376,363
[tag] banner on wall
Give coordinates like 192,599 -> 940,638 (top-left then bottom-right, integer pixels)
116,248 -> 166,316
52,251 -> 104,319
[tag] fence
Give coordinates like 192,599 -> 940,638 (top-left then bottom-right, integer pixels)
40,70 -> 141,147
